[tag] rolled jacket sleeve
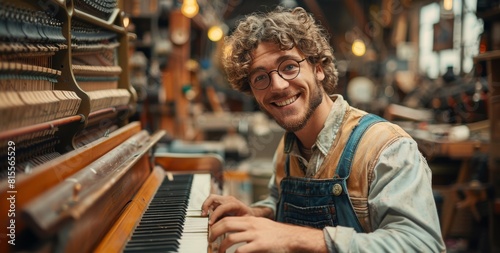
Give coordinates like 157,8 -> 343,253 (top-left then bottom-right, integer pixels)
323,138 -> 446,252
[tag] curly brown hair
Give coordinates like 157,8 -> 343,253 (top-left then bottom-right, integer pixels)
222,7 -> 338,95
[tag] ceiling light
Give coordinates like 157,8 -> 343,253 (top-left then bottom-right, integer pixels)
208,25 -> 224,42
443,0 -> 453,11
181,0 -> 199,18
123,16 -> 130,27
352,39 -> 366,57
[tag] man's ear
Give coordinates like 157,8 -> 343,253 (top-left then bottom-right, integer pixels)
315,64 -> 325,81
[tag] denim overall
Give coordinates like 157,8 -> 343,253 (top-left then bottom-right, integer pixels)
276,114 -> 385,232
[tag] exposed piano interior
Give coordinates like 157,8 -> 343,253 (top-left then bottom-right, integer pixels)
0,0 -> 222,252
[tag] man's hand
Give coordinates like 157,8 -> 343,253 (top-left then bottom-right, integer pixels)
201,194 -> 255,225
209,216 -> 327,253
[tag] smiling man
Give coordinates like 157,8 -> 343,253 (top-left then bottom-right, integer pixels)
202,7 -> 445,253
250,43 -> 329,138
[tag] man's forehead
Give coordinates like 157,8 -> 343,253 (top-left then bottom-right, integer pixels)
250,43 -> 301,66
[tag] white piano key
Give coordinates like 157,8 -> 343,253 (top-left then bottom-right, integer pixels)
187,173 -> 211,212
178,174 -> 211,252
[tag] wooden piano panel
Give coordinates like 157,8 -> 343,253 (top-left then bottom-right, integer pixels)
17,129 -> 165,252
0,122 -> 141,238
96,166 -> 166,252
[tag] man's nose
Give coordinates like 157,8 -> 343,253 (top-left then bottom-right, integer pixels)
268,71 -> 289,90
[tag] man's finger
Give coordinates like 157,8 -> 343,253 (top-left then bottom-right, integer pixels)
219,231 -> 252,253
209,217 -> 247,241
201,194 -> 223,215
209,201 -> 240,225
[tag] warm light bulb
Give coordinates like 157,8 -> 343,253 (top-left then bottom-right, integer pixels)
181,0 -> 199,18
123,17 -> 130,27
352,39 -> 366,56
443,0 -> 453,11
208,25 -> 224,42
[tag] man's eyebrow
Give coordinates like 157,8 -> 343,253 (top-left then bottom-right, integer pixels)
248,66 -> 266,76
275,55 -> 297,63
249,54 -> 302,74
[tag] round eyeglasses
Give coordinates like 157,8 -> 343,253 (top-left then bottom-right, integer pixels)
249,58 -> 306,90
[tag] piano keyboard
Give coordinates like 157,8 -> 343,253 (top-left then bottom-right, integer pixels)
124,173 -> 211,252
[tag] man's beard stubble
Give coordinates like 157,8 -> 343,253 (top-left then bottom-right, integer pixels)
258,80 -> 323,133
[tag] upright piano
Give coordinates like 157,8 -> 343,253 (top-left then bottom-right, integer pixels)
0,0 -> 223,252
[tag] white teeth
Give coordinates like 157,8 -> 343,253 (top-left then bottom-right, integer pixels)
275,96 -> 297,107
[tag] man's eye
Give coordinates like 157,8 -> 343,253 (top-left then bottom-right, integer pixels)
253,73 -> 268,83
281,63 -> 298,73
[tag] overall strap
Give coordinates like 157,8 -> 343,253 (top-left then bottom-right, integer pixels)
336,114 -> 386,178
285,154 -> 291,177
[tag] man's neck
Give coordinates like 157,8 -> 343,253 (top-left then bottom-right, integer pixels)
294,94 -> 334,149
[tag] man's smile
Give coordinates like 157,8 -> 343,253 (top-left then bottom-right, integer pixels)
272,94 -> 300,107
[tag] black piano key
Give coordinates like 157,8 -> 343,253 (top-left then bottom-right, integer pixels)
124,174 -> 195,253
141,217 -> 184,222
141,211 -> 186,217
132,228 -> 184,237
140,213 -> 186,219
147,201 -> 188,207
124,244 -> 179,253
127,237 -> 181,245
130,229 -> 183,238
139,213 -> 185,219
141,209 -> 187,214
142,207 -> 186,212
138,218 -> 186,224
